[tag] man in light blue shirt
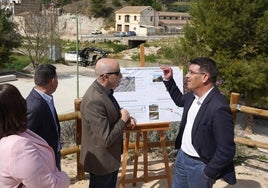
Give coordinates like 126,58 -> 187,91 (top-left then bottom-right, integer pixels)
26,64 -> 61,170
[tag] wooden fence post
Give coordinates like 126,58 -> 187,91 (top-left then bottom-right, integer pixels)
74,98 -> 85,180
140,44 -> 145,67
230,93 -> 240,121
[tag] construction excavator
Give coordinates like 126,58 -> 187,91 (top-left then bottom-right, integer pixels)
78,47 -> 109,66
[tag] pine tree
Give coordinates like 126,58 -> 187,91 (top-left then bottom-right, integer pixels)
0,9 -> 21,68
179,0 -> 268,108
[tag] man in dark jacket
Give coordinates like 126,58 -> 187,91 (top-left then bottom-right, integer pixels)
26,64 -> 61,170
161,57 -> 236,188
80,58 -> 136,188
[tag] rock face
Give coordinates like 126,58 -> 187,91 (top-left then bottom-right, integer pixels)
58,14 -> 106,40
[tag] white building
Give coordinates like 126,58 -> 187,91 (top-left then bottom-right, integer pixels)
115,6 -> 191,36
115,6 -> 158,36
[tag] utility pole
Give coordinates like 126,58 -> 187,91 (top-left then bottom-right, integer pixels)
76,13 -> 79,98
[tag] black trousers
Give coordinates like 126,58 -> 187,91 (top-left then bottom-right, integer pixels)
89,170 -> 119,188
56,151 -> 61,171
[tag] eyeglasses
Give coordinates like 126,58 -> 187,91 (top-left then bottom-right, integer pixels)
101,70 -> 121,77
187,70 -> 206,75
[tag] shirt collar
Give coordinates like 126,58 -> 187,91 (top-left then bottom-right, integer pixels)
34,88 -> 53,104
194,87 -> 214,105
95,80 -> 113,96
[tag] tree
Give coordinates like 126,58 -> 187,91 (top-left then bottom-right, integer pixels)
0,9 -> 21,68
178,0 -> 268,108
15,9 -> 60,68
89,0 -> 110,17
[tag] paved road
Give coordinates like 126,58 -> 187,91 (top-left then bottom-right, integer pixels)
4,71 -> 95,114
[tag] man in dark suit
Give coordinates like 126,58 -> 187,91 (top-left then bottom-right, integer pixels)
80,58 -> 136,188
161,57 -> 236,187
26,64 -> 61,170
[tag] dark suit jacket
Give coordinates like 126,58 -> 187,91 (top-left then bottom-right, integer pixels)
80,80 -> 126,175
26,89 -> 61,162
164,78 -> 236,185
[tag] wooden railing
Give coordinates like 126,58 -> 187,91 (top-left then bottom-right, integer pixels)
230,93 -> 268,149
59,93 -> 268,180
59,98 -> 85,180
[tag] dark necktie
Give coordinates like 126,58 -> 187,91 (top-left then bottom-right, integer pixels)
109,90 -> 120,112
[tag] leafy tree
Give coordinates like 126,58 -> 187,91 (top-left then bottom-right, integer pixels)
112,0 -> 122,7
151,0 -> 162,11
0,9 -> 21,68
90,0 -> 111,17
178,0 -> 268,108
167,1 -> 190,12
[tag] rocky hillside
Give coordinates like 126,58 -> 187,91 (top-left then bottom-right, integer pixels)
58,0 -> 124,40
58,14 -> 106,40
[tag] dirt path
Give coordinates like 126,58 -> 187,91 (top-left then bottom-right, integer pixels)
62,142 -> 268,188
62,117 -> 268,188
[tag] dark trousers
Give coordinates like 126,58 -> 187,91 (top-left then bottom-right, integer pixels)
89,170 -> 118,188
56,151 -> 61,171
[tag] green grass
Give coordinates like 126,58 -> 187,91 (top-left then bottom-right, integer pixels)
3,54 -> 30,71
61,39 -> 128,54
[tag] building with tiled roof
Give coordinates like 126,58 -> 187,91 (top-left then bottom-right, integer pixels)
115,6 -> 158,36
158,11 -> 191,33
115,6 -> 191,36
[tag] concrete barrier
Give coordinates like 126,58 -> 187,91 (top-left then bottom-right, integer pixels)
0,74 -> 17,83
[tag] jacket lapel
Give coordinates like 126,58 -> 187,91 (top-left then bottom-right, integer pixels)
191,88 -> 218,137
32,89 -> 60,133
93,81 -> 120,116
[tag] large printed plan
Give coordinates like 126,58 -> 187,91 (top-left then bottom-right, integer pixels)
114,66 -> 184,124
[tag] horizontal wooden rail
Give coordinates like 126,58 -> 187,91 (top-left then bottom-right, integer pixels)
128,140 -> 174,149
58,111 -> 80,121
61,146 -> 80,156
235,137 -> 268,150
230,92 -> 268,150
230,104 -> 268,118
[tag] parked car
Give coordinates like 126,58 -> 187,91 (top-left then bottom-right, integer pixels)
91,29 -> 102,34
126,31 -> 136,36
113,31 -> 128,37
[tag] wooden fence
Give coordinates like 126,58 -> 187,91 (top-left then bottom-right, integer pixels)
230,93 -> 268,149
59,98 -> 85,180
59,93 -> 268,180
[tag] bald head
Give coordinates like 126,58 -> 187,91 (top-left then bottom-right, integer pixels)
95,58 -> 119,77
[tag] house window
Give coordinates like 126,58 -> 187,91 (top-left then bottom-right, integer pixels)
125,15 -> 130,22
134,16 -> 137,21
117,24 -> 122,32
125,25 -> 129,31
182,16 -> 191,20
118,15 -> 121,20
150,16 -> 153,21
